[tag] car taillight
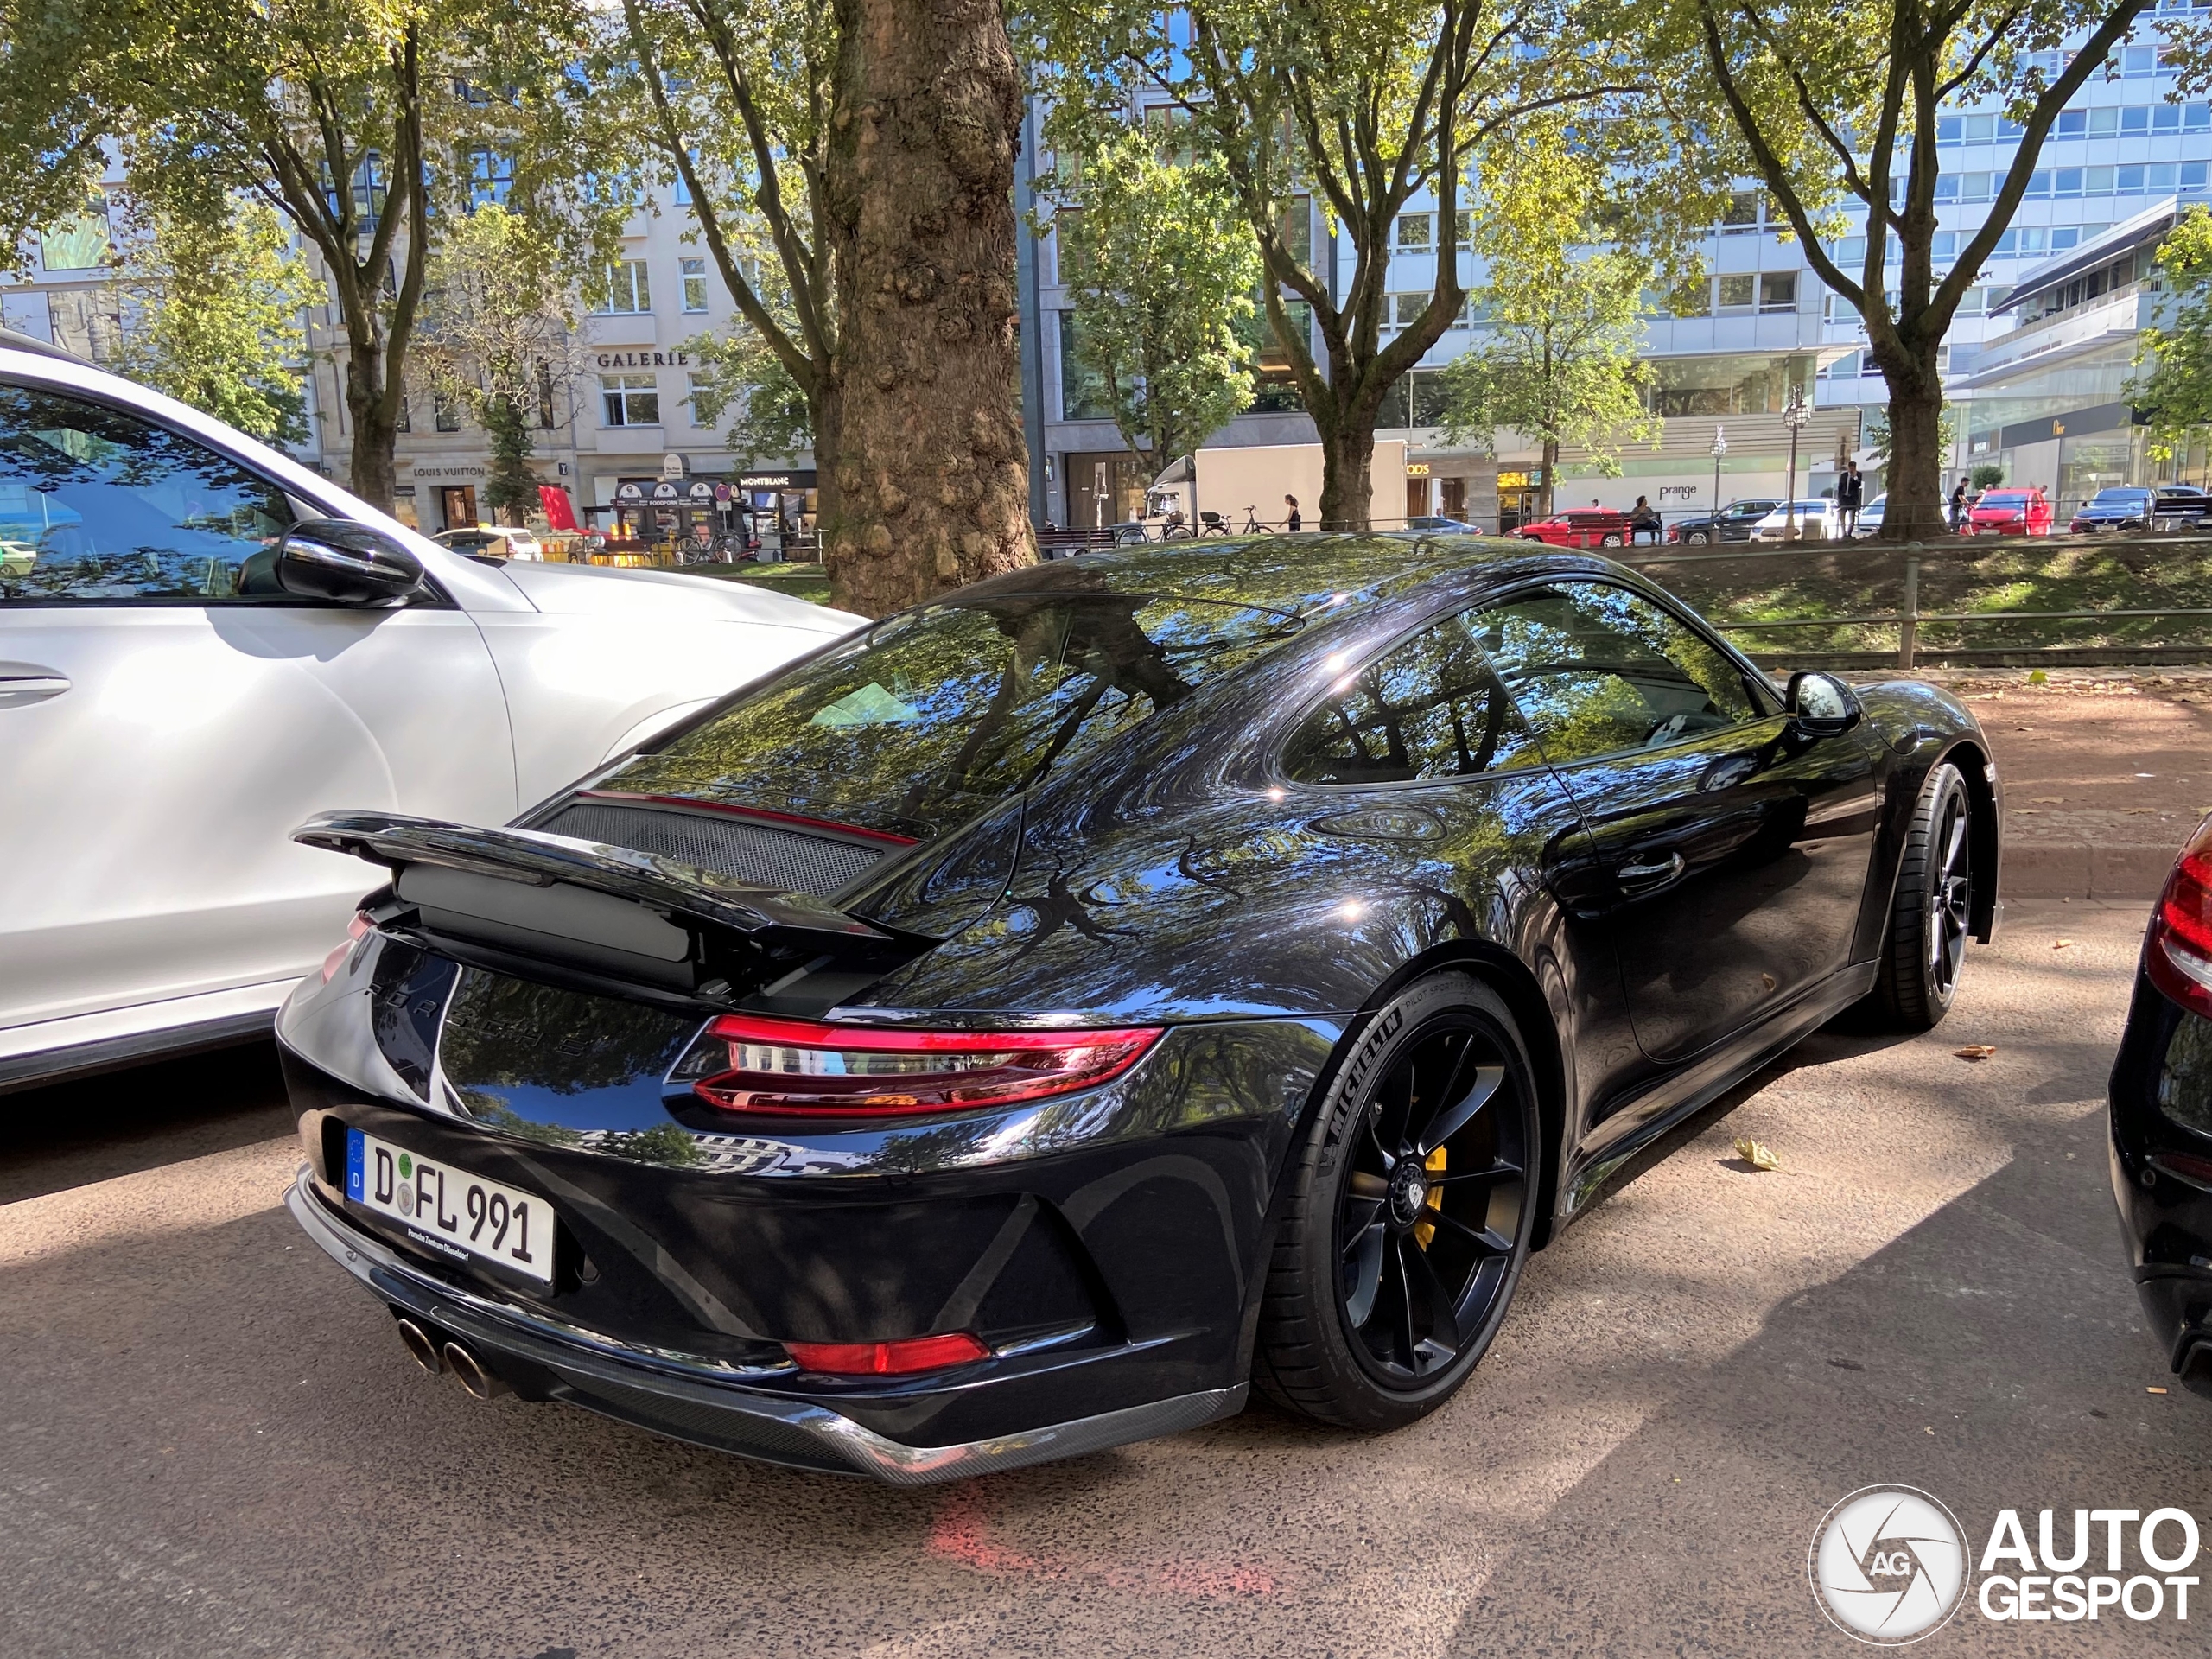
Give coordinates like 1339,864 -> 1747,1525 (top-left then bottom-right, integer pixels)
671,1013 -> 1162,1117
785,1332 -> 990,1376
319,911 -> 372,982
2146,819 -> 2212,1020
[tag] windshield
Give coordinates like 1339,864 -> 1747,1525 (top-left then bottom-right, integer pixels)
2094,490 -> 2151,505
1980,493 -> 2029,507
602,588 -> 1306,838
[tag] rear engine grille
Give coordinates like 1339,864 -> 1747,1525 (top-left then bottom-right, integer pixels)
537,801 -> 889,898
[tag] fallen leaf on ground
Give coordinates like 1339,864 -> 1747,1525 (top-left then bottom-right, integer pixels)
2054,938 -> 2075,949
2030,796 -> 2066,804
1955,1045 -> 1997,1061
2149,1386 -> 2170,1395
1733,1138 -> 1781,1171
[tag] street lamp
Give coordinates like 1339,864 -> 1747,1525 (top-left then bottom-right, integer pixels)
1711,425 -> 1727,520
1783,394 -> 1811,541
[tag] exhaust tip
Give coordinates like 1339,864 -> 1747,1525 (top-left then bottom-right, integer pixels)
440,1340 -> 510,1401
394,1317 -> 442,1375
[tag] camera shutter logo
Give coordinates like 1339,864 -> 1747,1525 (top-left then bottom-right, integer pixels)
1809,1486 -> 1969,1644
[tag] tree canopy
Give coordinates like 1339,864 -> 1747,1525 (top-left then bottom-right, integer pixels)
105,198 -> 320,446
1438,124 -> 1660,516
1025,0 -> 1657,529
1640,0 -> 2158,534
2133,204 -> 2212,460
1052,129 -> 1262,469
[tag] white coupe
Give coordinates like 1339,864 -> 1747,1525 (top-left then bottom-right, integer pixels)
0,332 -> 862,1090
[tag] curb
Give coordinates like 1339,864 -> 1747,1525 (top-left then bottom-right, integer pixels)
2003,843 -> 2171,901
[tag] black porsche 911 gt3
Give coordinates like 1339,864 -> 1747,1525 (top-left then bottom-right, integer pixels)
277,537 -> 2002,1482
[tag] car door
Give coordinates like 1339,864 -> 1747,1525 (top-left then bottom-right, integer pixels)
0,378 -> 515,1038
1471,579 -> 1882,1071
1275,604 -> 1644,1109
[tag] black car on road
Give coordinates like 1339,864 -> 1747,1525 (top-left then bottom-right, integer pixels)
2109,817 -> 2212,1397
2070,486 -> 2212,534
276,537 -> 2004,1479
1664,499 -> 1783,544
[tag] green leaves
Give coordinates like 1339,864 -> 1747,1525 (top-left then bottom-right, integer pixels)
1052,130 -> 1263,464
105,199 -> 320,445
2133,205 -> 2212,458
1439,127 -> 1658,487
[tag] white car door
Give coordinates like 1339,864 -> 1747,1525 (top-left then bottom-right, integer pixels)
0,378 -> 515,1041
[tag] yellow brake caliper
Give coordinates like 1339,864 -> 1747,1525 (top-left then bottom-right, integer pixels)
1414,1146 -> 1446,1249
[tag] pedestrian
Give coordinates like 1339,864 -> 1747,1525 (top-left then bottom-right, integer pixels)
1283,493 -> 1302,531
1838,462 -> 1863,537
1948,477 -> 1968,533
1630,494 -> 1662,544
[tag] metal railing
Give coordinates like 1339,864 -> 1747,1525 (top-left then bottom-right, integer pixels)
1618,534 -> 2212,669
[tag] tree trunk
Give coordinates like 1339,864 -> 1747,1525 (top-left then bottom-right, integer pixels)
1541,438 -> 1560,519
1317,423 -> 1373,531
343,343 -> 399,512
1872,341 -> 1946,540
823,0 -> 1032,616
808,372 -> 846,550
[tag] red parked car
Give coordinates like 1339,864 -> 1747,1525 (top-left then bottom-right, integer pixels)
1967,487 -> 2053,536
1514,507 -> 1634,549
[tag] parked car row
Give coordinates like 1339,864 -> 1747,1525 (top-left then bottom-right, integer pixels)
12,321 -> 2208,1486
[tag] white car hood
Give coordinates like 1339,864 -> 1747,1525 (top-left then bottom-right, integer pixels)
496,559 -> 863,632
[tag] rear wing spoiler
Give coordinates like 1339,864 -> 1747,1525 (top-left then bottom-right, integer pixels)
294,810 -> 931,1011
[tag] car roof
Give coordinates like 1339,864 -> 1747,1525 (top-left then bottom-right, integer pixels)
957,534 -> 1608,623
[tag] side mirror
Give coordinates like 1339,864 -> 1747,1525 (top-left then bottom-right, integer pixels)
1785,669 -> 1862,737
276,519 -> 427,604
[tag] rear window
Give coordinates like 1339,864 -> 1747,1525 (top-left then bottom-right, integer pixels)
604,591 -> 1304,837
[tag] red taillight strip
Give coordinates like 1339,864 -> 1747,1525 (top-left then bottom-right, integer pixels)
703,1012 -> 1159,1052
785,1333 -> 990,1376
578,791 -> 919,847
2146,822 -> 2212,1019
683,1013 -> 1164,1118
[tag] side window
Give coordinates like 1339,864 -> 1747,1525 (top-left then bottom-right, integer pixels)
1474,582 -> 1760,765
1281,609 -> 1545,785
0,384 -> 296,604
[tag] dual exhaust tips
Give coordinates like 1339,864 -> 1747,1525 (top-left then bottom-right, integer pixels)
394,1314 -> 509,1401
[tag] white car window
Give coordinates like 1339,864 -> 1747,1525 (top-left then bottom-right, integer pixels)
0,383 -> 296,604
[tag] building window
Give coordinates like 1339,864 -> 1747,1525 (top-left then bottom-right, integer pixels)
1717,273 -> 1755,309
591,259 -> 652,315
1395,213 -> 1433,251
681,257 -> 709,312
467,149 -> 513,209
686,372 -> 715,426
1719,191 -> 1759,234
1759,272 -> 1797,313
38,193 -> 112,271
601,374 -> 660,427
583,172 -> 646,207
434,392 -> 462,432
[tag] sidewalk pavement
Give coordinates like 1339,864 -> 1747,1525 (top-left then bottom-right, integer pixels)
1909,667 -> 2212,899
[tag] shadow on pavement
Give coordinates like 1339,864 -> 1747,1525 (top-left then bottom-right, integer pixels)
0,1040 -> 292,1205
1444,1078 -> 2210,1654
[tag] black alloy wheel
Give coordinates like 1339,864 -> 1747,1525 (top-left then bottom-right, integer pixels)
1685,528 -> 1713,544
1255,974 -> 1540,1429
1873,760 -> 1972,1029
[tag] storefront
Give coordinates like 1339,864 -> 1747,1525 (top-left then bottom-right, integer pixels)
735,468 -> 819,556
1061,452 -> 1151,531
406,464 -> 491,532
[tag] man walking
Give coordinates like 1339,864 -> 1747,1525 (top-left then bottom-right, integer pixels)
1837,462 -> 1863,537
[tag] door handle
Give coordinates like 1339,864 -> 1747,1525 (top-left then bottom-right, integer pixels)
1616,852 -> 1686,891
0,672 -> 70,708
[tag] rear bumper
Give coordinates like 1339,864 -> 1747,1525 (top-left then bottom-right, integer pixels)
288,1168 -> 1244,1482
2107,968 -> 2212,1397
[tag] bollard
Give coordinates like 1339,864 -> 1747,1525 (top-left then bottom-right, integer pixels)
1898,548 -> 1922,671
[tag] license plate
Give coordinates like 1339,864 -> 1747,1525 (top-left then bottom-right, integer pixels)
344,1128 -> 553,1285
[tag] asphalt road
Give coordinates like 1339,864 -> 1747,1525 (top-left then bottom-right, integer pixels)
3,899 -> 2207,1657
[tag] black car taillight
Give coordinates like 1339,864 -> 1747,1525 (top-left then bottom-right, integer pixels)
671,1014 -> 1163,1117
2146,819 -> 2212,1020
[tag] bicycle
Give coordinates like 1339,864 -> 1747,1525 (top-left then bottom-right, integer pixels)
1235,505 -> 1274,536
